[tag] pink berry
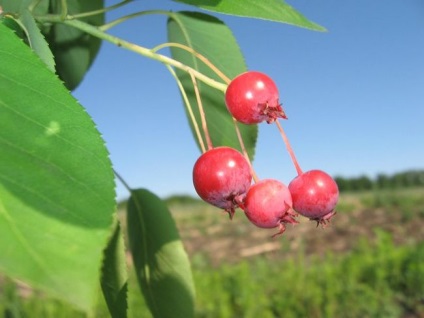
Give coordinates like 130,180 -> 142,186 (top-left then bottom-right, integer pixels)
243,179 -> 297,237
192,146 -> 252,218
288,170 -> 339,226
225,71 -> 287,124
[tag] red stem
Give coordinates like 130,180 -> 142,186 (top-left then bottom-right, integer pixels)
232,118 -> 259,183
275,120 -> 303,176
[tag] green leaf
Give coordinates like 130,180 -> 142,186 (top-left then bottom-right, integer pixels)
0,16 -> 26,39
101,221 -> 128,318
0,23 -> 115,312
0,0 -> 49,40
127,189 -> 195,318
168,11 -> 257,158
173,0 -> 326,31
18,9 -> 55,72
0,0 -> 31,13
44,0 -> 104,90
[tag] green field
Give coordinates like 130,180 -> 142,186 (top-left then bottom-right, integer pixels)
1,188 -> 424,317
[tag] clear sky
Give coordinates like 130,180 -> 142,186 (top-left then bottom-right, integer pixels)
73,0 -> 424,201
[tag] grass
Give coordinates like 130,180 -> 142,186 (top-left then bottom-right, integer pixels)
193,230 -> 424,318
1,187 -> 424,317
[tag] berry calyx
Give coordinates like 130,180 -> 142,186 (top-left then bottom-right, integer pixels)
243,179 -> 298,238
288,170 -> 339,226
192,146 -> 252,219
225,71 -> 287,124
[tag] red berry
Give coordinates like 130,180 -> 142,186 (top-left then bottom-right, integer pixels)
243,179 -> 297,237
288,170 -> 339,226
225,71 -> 287,124
192,146 -> 252,218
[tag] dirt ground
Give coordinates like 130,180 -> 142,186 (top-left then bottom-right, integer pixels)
170,190 -> 424,266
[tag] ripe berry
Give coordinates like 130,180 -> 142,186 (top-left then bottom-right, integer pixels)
192,146 -> 252,218
243,179 -> 298,237
225,71 -> 287,124
288,170 -> 339,226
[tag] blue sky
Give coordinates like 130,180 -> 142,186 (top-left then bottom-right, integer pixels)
73,0 -> 424,201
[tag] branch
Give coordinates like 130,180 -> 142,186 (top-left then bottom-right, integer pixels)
36,15 -> 228,93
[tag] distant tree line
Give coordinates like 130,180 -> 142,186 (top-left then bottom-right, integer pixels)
334,169 -> 424,192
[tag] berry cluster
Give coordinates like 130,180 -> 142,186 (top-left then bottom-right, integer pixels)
192,71 -> 339,237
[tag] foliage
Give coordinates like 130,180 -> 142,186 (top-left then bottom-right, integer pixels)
193,230 -> 424,318
359,188 -> 424,222
0,0 -> 326,317
0,21 -> 115,312
164,195 -> 203,206
335,169 -> 424,192
1,229 -> 423,317
127,189 -> 195,318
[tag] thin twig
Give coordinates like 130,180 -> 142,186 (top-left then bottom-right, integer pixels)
114,169 -> 132,193
71,0 -> 133,20
35,16 -> 228,93
166,65 -> 206,153
189,71 -> 213,150
152,42 -> 232,84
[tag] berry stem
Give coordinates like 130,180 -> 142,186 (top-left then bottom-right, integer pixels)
274,120 -> 303,176
189,71 -> 213,150
166,65 -> 206,153
232,118 -> 259,183
152,42 -> 232,84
